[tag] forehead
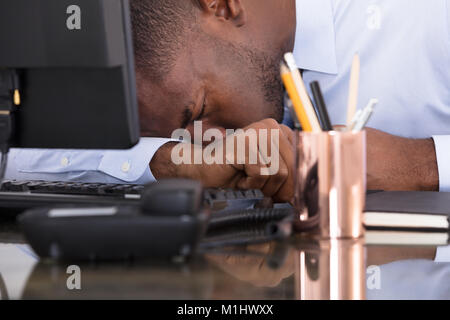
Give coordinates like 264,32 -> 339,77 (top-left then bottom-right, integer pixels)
138,53 -> 202,136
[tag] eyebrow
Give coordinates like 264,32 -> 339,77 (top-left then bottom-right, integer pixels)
180,107 -> 193,129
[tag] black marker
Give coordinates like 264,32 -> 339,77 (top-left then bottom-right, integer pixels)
310,81 -> 333,131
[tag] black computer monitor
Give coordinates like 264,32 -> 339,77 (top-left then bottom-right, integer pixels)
0,0 -> 139,149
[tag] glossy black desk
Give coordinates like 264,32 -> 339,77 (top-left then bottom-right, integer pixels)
0,216 -> 448,300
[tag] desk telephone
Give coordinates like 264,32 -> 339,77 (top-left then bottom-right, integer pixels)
19,179 -> 294,261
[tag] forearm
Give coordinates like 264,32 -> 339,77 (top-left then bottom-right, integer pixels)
396,137 -> 439,191
150,142 -> 194,180
413,138 -> 439,191
149,141 -> 235,188
367,129 -> 439,191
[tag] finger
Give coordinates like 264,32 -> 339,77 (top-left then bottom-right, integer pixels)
237,163 -> 270,191
246,120 -> 294,200
250,121 -> 287,197
229,130 -> 271,190
280,124 -> 295,146
232,119 -> 292,196
261,156 -> 289,198
273,127 -> 296,203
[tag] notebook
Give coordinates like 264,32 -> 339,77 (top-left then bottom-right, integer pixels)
365,230 -> 449,246
364,191 -> 450,232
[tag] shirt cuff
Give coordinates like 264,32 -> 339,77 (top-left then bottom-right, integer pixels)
432,136 -> 450,192
435,245 -> 450,262
98,137 -> 179,183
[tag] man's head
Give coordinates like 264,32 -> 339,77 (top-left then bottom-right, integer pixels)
130,0 -> 296,137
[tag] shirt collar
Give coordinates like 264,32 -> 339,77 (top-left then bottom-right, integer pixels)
293,0 -> 338,74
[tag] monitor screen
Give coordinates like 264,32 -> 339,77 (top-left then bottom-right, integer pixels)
0,0 -> 140,149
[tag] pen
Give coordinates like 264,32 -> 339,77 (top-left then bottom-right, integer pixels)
346,54 -> 360,129
352,99 -> 378,132
280,63 -> 312,132
310,81 -> 333,131
349,109 -> 363,130
284,53 -> 322,133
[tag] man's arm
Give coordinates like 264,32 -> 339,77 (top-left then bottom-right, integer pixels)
153,126 -> 442,196
150,142 -> 181,180
151,119 -> 295,203
366,128 -> 439,191
6,138 -> 177,184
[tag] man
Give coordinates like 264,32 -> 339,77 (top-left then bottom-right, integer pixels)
6,0 -> 450,202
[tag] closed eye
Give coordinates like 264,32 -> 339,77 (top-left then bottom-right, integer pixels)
193,94 -> 207,121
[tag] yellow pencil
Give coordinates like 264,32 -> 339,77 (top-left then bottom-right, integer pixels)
346,53 -> 360,128
283,53 -> 322,133
280,63 -> 312,132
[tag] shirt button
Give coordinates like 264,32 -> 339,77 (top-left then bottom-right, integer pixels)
60,157 -> 69,167
121,161 -> 131,173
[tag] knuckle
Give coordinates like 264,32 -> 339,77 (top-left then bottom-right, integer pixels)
281,124 -> 293,135
262,118 -> 279,128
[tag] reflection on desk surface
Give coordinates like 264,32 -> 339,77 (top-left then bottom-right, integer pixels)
0,236 -> 449,300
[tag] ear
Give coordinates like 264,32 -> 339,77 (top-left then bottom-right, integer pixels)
196,0 -> 247,27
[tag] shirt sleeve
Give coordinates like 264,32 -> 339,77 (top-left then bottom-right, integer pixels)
432,136 -> 450,192
98,137 -> 179,183
435,245 -> 450,262
6,137 -> 178,184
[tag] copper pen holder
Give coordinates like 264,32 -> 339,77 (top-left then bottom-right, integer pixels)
294,131 -> 367,239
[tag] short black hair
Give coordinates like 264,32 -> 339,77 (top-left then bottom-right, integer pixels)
130,0 -> 196,80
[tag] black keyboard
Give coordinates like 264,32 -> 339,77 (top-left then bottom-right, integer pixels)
1,180 -> 145,198
0,180 -> 265,214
